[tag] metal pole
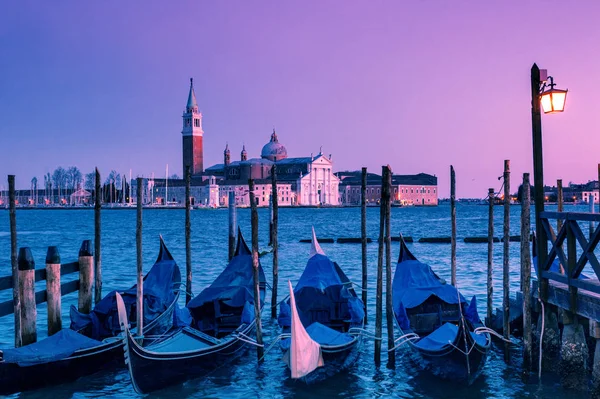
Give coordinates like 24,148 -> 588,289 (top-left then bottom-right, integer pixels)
531,63 -> 548,300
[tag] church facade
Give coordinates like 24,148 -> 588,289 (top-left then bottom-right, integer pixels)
205,130 -> 340,206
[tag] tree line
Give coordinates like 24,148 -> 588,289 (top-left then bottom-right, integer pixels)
30,167 -> 132,204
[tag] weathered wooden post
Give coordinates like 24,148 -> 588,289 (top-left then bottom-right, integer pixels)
591,320 -> 600,396
590,192 -> 595,240
78,240 -> 94,314
521,173 -> 532,373
8,175 -> 22,347
557,179 -> 565,274
450,165 -> 457,286
559,220 -> 588,389
268,197 -> 273,246
228,191 -> 236,261
94,167 -> 102,304
249,179 -> 264,361
271,165 -> 279,319
502,160 -> 510,362
487,188 -> 494,327
136,177 -> 144,336
18,247 -> 37,345
374,166 -> 386,364
46,246 -> 62,336
185,166 -> 192,304
384,166 -> 395,366
361,167 -> 368,323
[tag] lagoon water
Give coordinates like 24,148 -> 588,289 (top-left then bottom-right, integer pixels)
0,204 -> 593,398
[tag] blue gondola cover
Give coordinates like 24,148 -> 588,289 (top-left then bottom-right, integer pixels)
70,238 -> 181,340
2,329 -> 102,366
186,233 -> 266,325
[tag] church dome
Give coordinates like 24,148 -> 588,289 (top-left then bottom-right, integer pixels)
261,129 -> 288,161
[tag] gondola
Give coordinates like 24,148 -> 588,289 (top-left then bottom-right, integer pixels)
277,229 -> 364,383
392,235 -> 490,384
0,236 -> 181,395
118,230 -> 266,394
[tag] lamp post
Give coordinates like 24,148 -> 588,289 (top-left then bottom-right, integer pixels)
531,63 -> 568,301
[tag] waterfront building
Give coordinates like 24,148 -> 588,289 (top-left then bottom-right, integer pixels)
204,130 -> 340,206
337,171 -> 438,206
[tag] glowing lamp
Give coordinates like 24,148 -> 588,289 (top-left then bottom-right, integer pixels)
540,76 -> 567,114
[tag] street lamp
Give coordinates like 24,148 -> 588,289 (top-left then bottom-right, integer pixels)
540,75 -> 568,114
530,63 -> 568,300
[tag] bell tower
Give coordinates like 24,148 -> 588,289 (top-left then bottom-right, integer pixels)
182,78 -> 204,176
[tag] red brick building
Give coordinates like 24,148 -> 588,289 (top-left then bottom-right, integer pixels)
337,171 -> 438,206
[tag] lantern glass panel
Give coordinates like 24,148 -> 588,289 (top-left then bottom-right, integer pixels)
541,92 -> 553,113
551,91 -> 567,112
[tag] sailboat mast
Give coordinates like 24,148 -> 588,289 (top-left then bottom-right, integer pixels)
165,164 -> 169,206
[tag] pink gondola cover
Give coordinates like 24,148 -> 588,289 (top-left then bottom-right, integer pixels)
284,280 -> 324,378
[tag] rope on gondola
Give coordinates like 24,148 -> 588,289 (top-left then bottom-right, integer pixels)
234,331 -> 265,348
473,326 -> 517,344
387,333 -> 419,351
258,333 -> 291,362
348,327 -> 382,340
346,281 -> 368,292
271,294 -> 290,309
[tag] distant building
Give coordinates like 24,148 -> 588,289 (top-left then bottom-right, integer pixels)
337,171 -> 438,206
182,78 -> 204,176
205,130 -> 340,206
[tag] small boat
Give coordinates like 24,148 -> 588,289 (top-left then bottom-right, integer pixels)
392,235 -> 490,384
0,237 -> 181,395
118,230 -> 266,394
277,228 -> 365,383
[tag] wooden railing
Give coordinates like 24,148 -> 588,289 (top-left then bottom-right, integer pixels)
0,261 -> 80,318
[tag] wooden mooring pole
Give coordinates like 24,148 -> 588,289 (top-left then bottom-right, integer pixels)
249,179 -> 264,361
78,240 -> 94,314
450,165 -> 457,286
521,173 -> 532,373
185,166 -> 192,304
503,160 -> 510,362
228,191 -> 236,261
271,165 -> 279,319
361,167 -> 368,323
94,167 -> 102,304
18,247 -> 36,346
487,188 -> 494,327
136,177 -> 143,337
374,167 -> 386,364
46,246 -> 62,336
383,166 -> 394,366
8,175 -> 21,347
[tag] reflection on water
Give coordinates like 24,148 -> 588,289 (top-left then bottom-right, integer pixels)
0,204 -> 594,398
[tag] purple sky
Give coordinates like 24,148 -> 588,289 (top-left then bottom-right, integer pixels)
1,1 -> 599,197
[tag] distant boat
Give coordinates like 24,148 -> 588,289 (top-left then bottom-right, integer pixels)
277,228 -> 365,383
0,237 -> 181,395
118,230 -> 266,394
392,235 -> 490,384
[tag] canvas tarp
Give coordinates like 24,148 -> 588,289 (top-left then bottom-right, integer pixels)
283,281 -> 324,379
70,238 -> 181,340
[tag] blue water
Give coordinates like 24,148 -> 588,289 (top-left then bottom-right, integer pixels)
0,204 -> 593,398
